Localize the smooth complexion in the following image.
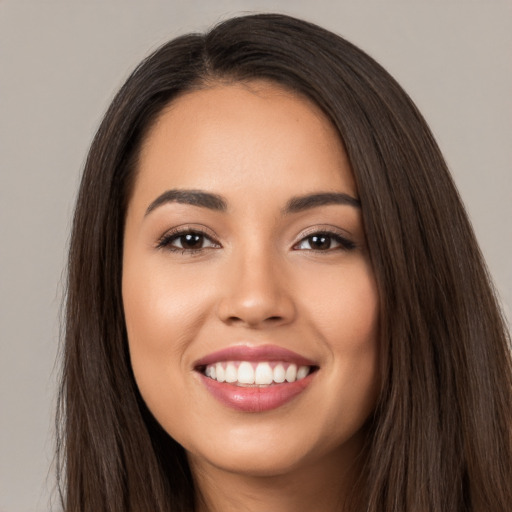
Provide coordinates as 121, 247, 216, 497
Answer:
122, 82, 380, 512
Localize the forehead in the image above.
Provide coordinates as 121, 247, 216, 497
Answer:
132, 81, 356, 210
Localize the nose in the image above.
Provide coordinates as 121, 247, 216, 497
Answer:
216, 248, 296, 329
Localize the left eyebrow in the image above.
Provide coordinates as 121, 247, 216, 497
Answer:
283, 192, 361, 214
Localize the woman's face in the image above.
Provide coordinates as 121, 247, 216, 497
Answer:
122, 81, 379, 478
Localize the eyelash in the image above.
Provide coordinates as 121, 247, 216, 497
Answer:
156, 228, 356, 254
292, 231, 356, 252
156, 227, 219, 254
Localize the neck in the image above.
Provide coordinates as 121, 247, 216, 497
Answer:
190, 437, 366, 512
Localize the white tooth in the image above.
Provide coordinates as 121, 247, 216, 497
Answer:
210, 365, 216, 380
297, 366, 310, 380
238, 362, 255, 384
216, 363, 225, 382
285, 364, 297, 382
273, 364, 286, 383
205, 366, 212, 378
225, 362, 237, 383
255, 362, 273, 385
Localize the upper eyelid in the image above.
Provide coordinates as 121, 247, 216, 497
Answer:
294, 224, 353, 241
160, 224, 218, 238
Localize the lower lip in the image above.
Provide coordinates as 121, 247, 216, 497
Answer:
198, 372, 315, 412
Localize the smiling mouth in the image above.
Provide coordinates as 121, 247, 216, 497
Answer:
193, 345, 319, 411
198, 361, 318, 387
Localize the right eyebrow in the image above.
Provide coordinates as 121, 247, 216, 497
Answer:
144, 189, 228, 217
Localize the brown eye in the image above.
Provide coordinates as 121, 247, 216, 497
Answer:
294, 232, 356, 251
157, 230, 220, 252
179, 233, 205, 249
306, 234, 331, 250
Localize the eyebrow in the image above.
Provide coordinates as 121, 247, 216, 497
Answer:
144, 189, 360, 217
145, 189, 227, 216
283, 192, 361, 214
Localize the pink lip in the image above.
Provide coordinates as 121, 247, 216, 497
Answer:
193, 344, 317, 368
194, 344, 318, 412
199, 372, 316, 412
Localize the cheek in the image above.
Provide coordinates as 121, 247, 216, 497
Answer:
121, 259, 213, 411
123, 254, 217, 345
301, 258, 379, 349
301, 259, 380, 421
124, 271, 190, 353
331, 262, 380, 385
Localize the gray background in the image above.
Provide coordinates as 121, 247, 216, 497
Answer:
1, 1, 510, 511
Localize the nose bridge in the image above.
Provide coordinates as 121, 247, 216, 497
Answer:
217, 239, 295, 327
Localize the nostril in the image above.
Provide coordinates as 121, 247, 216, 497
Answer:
216, 290, 296, 327
225, 315, 283, 326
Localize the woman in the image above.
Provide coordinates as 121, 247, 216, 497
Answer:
57, 13, 512, 512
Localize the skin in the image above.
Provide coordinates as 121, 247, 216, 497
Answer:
122, 81, 380, 512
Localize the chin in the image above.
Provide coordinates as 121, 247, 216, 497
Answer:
188, 442, 312, 478
183, 418, 369, 480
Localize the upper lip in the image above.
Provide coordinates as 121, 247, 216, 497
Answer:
193, 344, 318, 369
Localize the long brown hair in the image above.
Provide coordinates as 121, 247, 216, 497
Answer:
58, 13, 512, 512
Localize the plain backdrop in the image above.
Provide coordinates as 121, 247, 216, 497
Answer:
1, 1, 511, 511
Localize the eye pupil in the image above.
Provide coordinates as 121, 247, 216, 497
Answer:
181, 233, 203, 249
309, 235, 330, 250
